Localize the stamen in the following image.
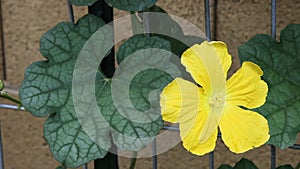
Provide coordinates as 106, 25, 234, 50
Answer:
209, 94, 225, 107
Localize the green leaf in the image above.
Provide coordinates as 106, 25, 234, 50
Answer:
295, 162, 300, 169
130, 6, 204, 57
146, 5, 205, 56
234, 158, 259, 169
276, 165, 294, 169
70, 0, 97, 6
149, 5, 183, 36
19, 14, 110, 167
217, 158, 258, 169
129, 68, 174, 112
117, 34, 170, 64
56, 166, 66, 169
111, 35, 178, 150
218, 164, 233, 169
158, 35, 205, 58
239, 24, 300, 149
98, 81, 164, 151
20, 14, 174, 167
104, 0, 157, 11
20, 14, 106, 117
45, 93, 110, 167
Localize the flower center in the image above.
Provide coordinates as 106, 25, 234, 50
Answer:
209, 94, 225, 107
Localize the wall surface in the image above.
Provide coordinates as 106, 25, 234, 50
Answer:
0, 0, 299, 169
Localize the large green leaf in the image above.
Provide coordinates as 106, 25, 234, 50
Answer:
70, 0, 97, 6
104, 0, 157, 11
19, 14, 110, 167
234, 158, 259, 169
116, 34, 170, 63
130, 6, 204, 57
276, 165, 294, 169
98, 81, 164, 151
130, 5, 183, 36
45, 98, 110, 167
218, 165, 234, 169
20, 14, 106, 117
239, 24, 300, 149
218, 159, 296, 169
296, 162, 300, 169
56, 166, 66, 169
112, 34, 181, 150
20, 15, 175, 167
217, 158, 259, 169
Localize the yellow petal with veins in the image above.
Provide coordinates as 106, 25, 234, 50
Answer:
160, 78, 200, 123
181, 41, 228, 144
182, 127, 218, 156
219, 103, 270, 153
226, 62, 268, 109
180, 90, 218, 155
210, 41, 232, 79
199, 105, 224, 143
181, 41, 227, 95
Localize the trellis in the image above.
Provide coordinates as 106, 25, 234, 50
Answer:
0, 0, 299, 169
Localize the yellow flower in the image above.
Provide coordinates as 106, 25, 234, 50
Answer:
160, 41, 270, 155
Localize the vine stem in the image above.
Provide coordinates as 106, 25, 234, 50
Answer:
0, 92, 22, 107
88, 1, 118, 169
129, 152, 137, 169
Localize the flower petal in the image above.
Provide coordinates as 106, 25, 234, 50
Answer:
210, 41, 232, 79
219, 103, 270, 153
179, 94, 218, 155
182, 128, 218, 156
181, 41, 227, 95
226, 62, 268, 109
160, 78, 200, 123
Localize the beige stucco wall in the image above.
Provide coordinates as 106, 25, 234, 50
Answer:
0, 0, 299, 169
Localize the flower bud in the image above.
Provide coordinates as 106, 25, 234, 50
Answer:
0, 80, 4, 91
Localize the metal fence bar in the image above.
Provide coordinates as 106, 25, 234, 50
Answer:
152, 138, 158, 169
271, 0, 276, 39
65, 3, 86, 168
0, 104, 24, 111
88, 2, 119, 169
162, 125, 179, 131
270, 1, 277, 169
209, 152, 214, 169
0, 123, 4, 169
66, 0, 75, 23
289, 144, 300, 149
204, 0, 215, 168
163, 125, 300, 147
270, 146, 276, 169
204, 0, 211, 41
0, 0, 7, 80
